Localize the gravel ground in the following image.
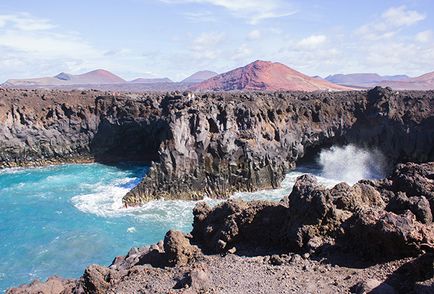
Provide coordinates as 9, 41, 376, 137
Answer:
108, 252, 420, 294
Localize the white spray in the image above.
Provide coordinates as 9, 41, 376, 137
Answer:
318, 145, 386, 185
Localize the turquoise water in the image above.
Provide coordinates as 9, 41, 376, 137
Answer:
0, 163, 196, 292
0, 163, 327, 292
0, 145, 384, 291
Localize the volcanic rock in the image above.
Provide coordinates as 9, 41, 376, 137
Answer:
0, 87, 433, 205
343, 209, 434, 259
164, 230, 200, 266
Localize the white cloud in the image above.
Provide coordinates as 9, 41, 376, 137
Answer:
0, 13, 158, 82
363, 41, 434, 74
297, 35, 327, 49
382, 6, 425, 27
357, 6, 425, 40
247, 30, 261, 40
415, 30, 432, 43
181, 10, 215, 22
0, 13, 55, 31
190, 32, 225, 59
0, 32, 99, 58
161, 0, 296, 24
232, 44, 252, 60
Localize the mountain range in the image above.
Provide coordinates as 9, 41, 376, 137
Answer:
325, 73, 409, 88
325, 72, 434, 90
2, 61, 433, 91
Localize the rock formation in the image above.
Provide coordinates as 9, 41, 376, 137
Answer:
0, 87, 433, 206
192, 162, 434, 257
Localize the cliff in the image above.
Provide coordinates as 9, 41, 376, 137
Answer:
0, 87, 433, 206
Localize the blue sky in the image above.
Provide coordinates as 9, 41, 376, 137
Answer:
0, 0, 433, 81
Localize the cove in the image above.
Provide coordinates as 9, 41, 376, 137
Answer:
0, 145, 385, 291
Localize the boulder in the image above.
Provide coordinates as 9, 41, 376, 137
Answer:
344, 209, 434, 259
285, 175, 350, 250
164, 230, 199, 266
192, 199, 288, 253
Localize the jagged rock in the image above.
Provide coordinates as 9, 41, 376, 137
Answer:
109, 245, 153, 270
383, 162, 434, 222
6, 276, 75, 294
192, 199, 288, 253
387, 192, 432, 224
391, 162, 434, 199
192, 162, 434, 257
343, 209, 434, 259
332, 182, 385, 212
75, 264, 115, 294
164, 230, 199, 266
285, 175, 351, 250
1, 88, 433, 205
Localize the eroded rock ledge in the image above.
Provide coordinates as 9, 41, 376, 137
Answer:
1, 87, 433, 205
8, 162, 434, 293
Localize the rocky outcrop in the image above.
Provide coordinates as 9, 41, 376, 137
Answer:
1, 87, 433, 205
192, 200, 288, 253
192, 162, 434, 257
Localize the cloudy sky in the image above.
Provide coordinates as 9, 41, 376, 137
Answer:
0, 0, 433, 82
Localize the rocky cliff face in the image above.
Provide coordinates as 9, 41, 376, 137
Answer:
0, 87, 433, 205
124, 87, 434, 205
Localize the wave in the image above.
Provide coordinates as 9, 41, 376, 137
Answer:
318, 145, 386, 185
71, 147, 385, 220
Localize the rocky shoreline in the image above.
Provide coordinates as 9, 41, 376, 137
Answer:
1, 87, 433, 206
8, 162, 433, 293
1, 87, 433, 293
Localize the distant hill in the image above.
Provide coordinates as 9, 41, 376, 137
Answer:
379, 71, 434, 90
4, 65, 431, 92
182, 71, 218, 83
4, 69, 126, 86
191, 60, 351, 92
130, 78, 173, 84
325, 73, 409, 88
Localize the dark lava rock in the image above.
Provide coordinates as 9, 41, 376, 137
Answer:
192, 199, 288, 253
285, 175, 347, 250
1, 88, 433, 205
343, 209, 434, 259
192, 162, 434, 259
377, 162, 434, 224
164, 230, 199, 266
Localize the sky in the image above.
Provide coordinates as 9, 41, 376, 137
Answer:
0, 0, 433, 82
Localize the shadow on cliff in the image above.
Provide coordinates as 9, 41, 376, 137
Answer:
90, 118, 171, 164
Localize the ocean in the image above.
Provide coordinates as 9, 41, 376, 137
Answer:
0, 145, 385, 291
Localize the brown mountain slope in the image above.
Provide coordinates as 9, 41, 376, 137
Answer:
379, 71, 434, 90
191, 60, 352, 91
182, 70, 218, 83
4, 69, 125, 86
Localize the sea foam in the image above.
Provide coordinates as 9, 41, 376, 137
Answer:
318, 144, 386, 185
